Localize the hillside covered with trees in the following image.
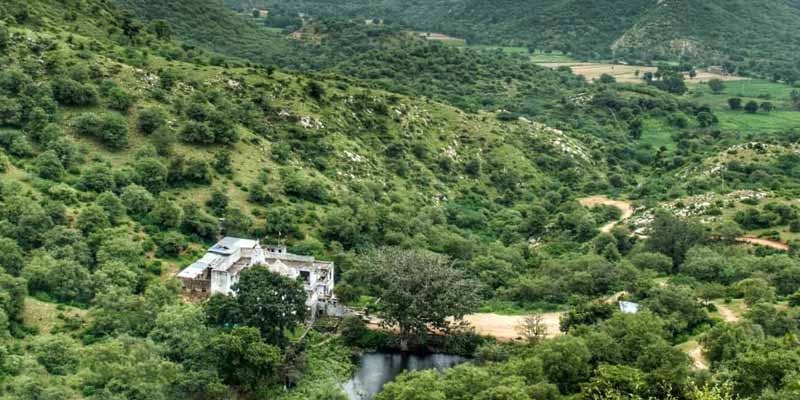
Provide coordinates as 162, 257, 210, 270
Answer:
1, 0, 800, 399
222, 0, 800, 81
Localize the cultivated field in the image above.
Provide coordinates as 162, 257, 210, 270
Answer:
537, 62, 748, 84
539, 63, 656, 83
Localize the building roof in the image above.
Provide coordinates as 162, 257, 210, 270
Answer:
178, 252, 227, 278
208, 237, 258, 255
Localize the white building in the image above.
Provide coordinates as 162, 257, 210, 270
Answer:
178, 237, 335, 312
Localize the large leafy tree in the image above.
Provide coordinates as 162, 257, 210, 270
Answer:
230, 267, 307, 346
208, 326, 283, 392
646, 209, 705, 269
365, 247, 481, 351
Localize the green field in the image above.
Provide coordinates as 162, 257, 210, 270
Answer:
529, 51, 578, 63
691, 79, 800, 132
641, 118, 677, 150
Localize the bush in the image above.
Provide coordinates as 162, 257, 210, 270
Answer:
137, 107, 166, 134
789, 291, 800, 307
0, 24, 9, 51
106, 86, 136, 113
72, 112, 129, 149
180, 121, 214, 144
32, 335, 81, 375
35, 150, 65, 180
307, 81, 326, 100
0, 129, 32, 157
121, 184, 155, 216
51, 78, 98, 106
99, 113, 130, 149
156, 231, 188, 257
0, 151, 8, 173
79, 164, 116, 193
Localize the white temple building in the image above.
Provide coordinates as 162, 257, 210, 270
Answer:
177, 237, 335, 312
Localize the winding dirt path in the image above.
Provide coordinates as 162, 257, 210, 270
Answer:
735, 236, 789, 251
714, 303, 741, 323
687, 343, 709, 370
579, 196, 789, 251
579, 196, 634, 233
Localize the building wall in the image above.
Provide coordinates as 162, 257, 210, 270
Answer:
211, 270, 231, 295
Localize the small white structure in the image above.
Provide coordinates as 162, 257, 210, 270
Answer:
178, 238, 335, 313
619, 301, 640, 314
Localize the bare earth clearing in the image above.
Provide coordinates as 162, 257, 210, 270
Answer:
463, 313, 563, 342
579, 195, 634, 233
538, 63, 747, 84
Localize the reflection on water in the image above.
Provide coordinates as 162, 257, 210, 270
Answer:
343, 352, 468, 400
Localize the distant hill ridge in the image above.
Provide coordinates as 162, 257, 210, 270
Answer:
217, 0, 800, 80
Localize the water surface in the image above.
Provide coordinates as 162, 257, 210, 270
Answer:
343, 352, 467, 400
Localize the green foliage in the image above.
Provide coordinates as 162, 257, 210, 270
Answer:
72, 112, 129, 149
121, 184, 155, 215
206, 267, 307, 346
51, 78, 98, 106
34, 150, 65, 180
744, 100, 760, 114
32, 335, 81, 375
106, 86, 136, 113
708, 78, 725, 94
150, 194, 184, 228
0, 238, 24, 276
208, 326, 283, 392
23, 254, 93, 304
361, 247, 481, 350
646, 209, 706, 268
138, 107, 167, 134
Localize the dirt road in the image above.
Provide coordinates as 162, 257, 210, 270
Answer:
686, 343, 709, 370
579, 196, 634, 233
579, 196, 789, 251
736, 236, 789, 251
714, 302, 741, 323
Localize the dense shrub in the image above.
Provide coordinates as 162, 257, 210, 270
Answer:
72, 112, 129, 149
51, 78, 98, 106
137, 107, 167, 134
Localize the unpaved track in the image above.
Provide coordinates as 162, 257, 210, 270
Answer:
736, 236, 789, 251
579, 196, 634, 233
579, 196, 789, 251
714, 303, 741, 323
687, 344, 709, 370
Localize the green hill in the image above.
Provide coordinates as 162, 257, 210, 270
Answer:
222, 0, 800, 80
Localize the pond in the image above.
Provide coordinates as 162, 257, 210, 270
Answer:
343, 352, 468, 400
